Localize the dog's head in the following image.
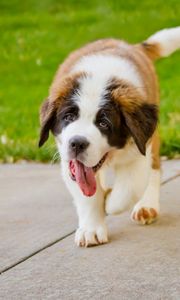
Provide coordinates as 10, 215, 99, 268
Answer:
39, 72, 158, 196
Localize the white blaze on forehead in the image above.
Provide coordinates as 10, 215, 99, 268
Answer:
73, 74, 106, 118
72, 54, 143, 90
71, 54, 144, 118
71, 54, 144, 119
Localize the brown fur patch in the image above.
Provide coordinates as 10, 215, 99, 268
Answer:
108, 78, 145, 112
151, 130, 160, 169
50, 72, 87, 104
39, 72, 85, 147
140, 42, 162, 61
106, 79, 158, 155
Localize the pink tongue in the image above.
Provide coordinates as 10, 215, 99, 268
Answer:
70, 160, 96, 197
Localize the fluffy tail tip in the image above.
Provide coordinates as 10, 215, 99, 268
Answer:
142, 26, 180, 60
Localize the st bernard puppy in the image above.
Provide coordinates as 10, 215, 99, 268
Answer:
39, 27, 180, 247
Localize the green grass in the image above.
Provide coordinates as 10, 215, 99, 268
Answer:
0, 0, 179, 162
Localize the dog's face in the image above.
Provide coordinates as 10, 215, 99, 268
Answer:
55, 76, 130, 168
39, 73, 158, 196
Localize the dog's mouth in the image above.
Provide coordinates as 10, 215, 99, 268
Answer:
69, 153, 108, 197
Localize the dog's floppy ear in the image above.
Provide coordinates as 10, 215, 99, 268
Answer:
39, 98, 56, 147
123, 104, 158, 155
108, 78, 158, 155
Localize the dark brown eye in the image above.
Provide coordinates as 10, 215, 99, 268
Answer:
99, 120, 109, 129
64, 113, 76, 122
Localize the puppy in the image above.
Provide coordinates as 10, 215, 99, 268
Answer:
39, 27, 180, 247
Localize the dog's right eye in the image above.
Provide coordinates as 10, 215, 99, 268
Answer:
63, 113, 76, 123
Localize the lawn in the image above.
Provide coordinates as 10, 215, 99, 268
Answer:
0, 0, 179, 162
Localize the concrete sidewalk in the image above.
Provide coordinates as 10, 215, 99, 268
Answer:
0, 161, 180, 299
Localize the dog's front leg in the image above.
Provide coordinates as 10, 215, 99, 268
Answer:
61, 162, 108, 247
74, 183, 108, 247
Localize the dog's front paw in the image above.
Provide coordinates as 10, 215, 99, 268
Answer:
131, 206, 159, 225
75, 225, 108, 247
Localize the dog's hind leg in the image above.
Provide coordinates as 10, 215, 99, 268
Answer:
105, 145, 153, 215
131, 168, 160, 224
131, 134, 160, 224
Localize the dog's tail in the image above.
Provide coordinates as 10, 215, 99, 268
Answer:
140, 27, 180, 60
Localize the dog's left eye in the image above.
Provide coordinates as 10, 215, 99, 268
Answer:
99, 120, 109, 129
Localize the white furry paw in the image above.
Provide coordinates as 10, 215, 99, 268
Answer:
75, 225, 108, 247
131, 206, 159, 225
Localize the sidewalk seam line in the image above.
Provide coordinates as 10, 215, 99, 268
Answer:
0, 174, 179, 275
161, 174, 180, 185
0, 230, 75, 275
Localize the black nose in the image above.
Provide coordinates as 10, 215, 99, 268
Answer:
69, 136, 89, 156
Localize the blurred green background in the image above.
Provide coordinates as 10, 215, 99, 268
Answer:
0, 0, 179, 162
